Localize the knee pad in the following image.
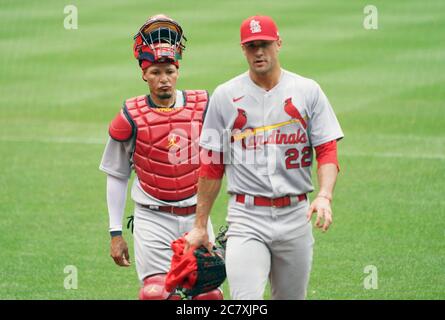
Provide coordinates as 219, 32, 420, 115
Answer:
192, 288, 224, 300
138, 274, 181, 300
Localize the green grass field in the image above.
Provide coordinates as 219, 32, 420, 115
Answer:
1, 0, 444, 299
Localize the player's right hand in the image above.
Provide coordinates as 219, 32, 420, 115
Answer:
110, 235, 131, 267
184, 227, 211, 254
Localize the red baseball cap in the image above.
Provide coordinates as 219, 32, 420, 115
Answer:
240, 15, 279, 44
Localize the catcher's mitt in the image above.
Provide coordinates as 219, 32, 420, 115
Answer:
187, 246, 226, 296
165, 234, 226, 298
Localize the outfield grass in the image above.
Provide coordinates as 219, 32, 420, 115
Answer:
0, 0, 444, 299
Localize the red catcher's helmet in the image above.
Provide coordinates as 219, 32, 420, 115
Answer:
133, 15, 186, 69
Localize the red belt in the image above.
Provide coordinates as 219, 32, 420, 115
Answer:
148, 205, 196, 215
235, 194, 307, 208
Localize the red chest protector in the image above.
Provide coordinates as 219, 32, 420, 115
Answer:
109, 90, 209, 201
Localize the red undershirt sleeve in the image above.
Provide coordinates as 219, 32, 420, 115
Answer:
314, 140, 340, 172
199, 148, 225, 179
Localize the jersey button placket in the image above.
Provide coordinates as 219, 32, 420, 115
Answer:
262, 94, 275, 191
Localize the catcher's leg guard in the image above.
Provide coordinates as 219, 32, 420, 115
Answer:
139, 274, 181, 300
192, 288, 224, 300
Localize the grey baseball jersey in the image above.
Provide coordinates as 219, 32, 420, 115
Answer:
200, 69, 344, 198
200, 69, 343, 299
100, 90, 197, 207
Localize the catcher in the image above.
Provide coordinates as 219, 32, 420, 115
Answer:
99, 14, 222, 300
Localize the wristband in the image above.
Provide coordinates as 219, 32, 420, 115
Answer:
110, 230, 123, 238
317, 193, 332, 202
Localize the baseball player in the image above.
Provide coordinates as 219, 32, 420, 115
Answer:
185, 15, 344, 299
99, 14, 222, 300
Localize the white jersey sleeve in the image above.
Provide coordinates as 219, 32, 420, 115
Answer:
99, 137, 134, 179
307, 82, 344, 147
200, 86, 228, 153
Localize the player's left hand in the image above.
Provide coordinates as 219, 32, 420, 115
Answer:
306, 196, 333, 232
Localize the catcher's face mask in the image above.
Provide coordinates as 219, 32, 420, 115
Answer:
133, 16, 187, 66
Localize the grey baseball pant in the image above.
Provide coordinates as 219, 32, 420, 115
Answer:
133, 203, 215, 282
225, 195, 314, 300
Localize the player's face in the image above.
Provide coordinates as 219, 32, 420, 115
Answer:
142, 63, 179, 100
242, 40, 282, 75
